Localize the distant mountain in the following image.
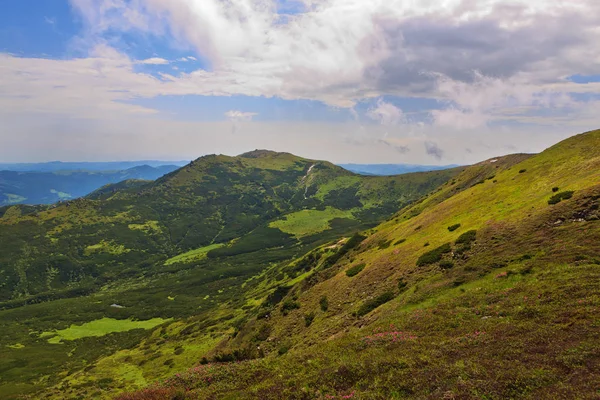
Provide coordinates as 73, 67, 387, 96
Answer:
0, 165, 180, 205
0, 160, 189, 173
339, 163, 459, 176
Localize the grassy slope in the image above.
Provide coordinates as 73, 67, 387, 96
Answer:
0, 152, 459, 399
116, 130, 600, 399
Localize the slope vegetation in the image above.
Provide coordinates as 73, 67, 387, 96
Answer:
0, 151, 458, 399
116, 130, 600, 399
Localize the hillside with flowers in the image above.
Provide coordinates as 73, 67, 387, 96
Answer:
106, 129, 600, 400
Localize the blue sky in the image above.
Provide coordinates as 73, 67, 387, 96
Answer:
1, 0, 600, 163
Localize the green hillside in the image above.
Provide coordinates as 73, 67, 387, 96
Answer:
110, 130, 600, 399
0, 151, 457, 399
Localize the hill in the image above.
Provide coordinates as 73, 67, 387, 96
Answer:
106, 130, 600, 399
0, 165, 180, 205
0, 151, 459, 399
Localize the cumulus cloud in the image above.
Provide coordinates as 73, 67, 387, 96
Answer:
367, 99, 404, 126
2, 0, 600, 162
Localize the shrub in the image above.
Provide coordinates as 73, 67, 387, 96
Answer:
378, 240, 393, 249
278, 345, 289, 355
394, 238, 406, 245
346, 263, 366, 277
253, 323, 272, 342
319, 296, 329, 312
548, 190, 575, 205
304, 312, 315, 327
552, 187, 560, 193
416, 243, 452, 267
356, 291, 395, 317
281, 299, 300, 315
398, 278, 408, 292
423, 242, 430, 247
448, 224, 461, 232
173, 347, 184, 355
439, 260, 454, 269
455, 230, 477, 245
519, 169, 527, 173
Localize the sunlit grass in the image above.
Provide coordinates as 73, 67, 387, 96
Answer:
40, 318, 169, 344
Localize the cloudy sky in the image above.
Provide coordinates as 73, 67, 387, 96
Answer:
1, 0, 600, 163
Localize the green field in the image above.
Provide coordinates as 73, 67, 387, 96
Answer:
41, 317, 169, 344
269, 207, 355, 237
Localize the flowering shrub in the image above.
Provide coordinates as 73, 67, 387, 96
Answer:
362, 324, 417, 346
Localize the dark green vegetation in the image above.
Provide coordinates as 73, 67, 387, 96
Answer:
345, 263, 366, 277
112, 129, 600, 400
416, 243, 452, 266
548, 190, 575, 205
0, 150, 459, 399
0, 165, 180, 205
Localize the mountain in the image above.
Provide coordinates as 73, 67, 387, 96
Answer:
0, 165, 180, 205
101, 130, 600, 399
0, 160, 189, 173
0, 150, 459, 399
339, 163, 460, 176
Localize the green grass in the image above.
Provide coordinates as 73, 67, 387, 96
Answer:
40, 318, 169, 344
269, 207, 355, 237
5, 132, 600, 399
111, 130, 600, 399
164, 243, 225, 265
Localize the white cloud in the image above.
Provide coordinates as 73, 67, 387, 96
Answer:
367, 99, 404, 126
2, 0, 600, 162
139, 57, 169, 65
225, 110, 258, 121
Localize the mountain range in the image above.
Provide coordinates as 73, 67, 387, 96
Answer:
339, 163, 460, 176
0, 165, 181, 206
0, 131, 599, 399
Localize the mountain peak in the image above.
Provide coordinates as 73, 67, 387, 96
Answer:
238, 149, 296, 159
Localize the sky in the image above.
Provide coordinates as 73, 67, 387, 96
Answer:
1, 0, 600, 164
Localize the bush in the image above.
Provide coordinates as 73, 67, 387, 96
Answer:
416, 243, 452, 267
455, 230, 477, 245
398, 278, 408, 292
346, 263, 366, 277
304, 312, 315, 327
548, 190, 575, 205
519, 169, 527, 173
253, 323, 272, 342
394, 238, 406, 245
356, 291, 395, 317
173, 347, 184, 355
281, 299, 300, 315
447, 224, 461, 232
439, 260, 454, 269
278, 345, 289, 355
378, 240, 392, 249
319, 296, 329, 312
552, 187, 560, 193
